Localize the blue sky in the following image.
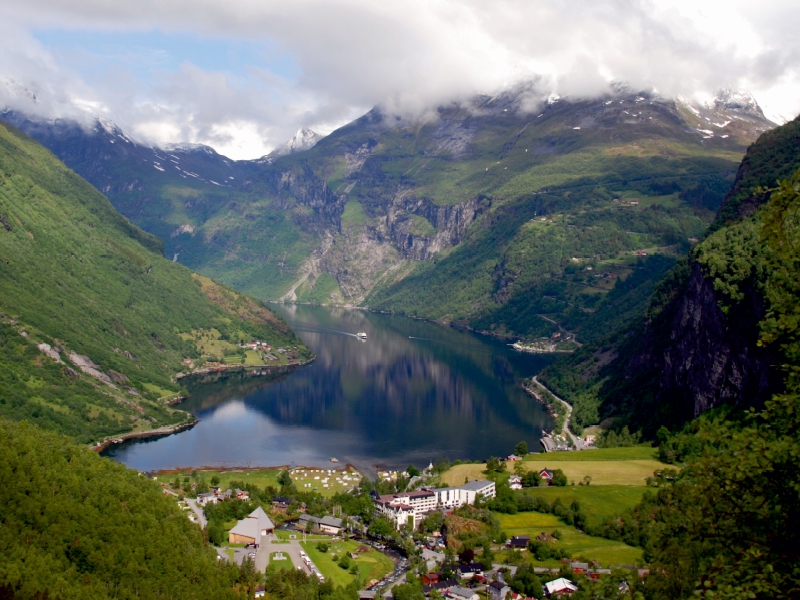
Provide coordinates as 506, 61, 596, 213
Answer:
33, 29, 300, 86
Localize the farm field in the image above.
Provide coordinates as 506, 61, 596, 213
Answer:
300, 540, 394, 587
496, 512, 643, 567
518, 459, 664, 486
440, 452, 668, 487
521, 486, 651, 527
524, 446, 658, 461
439, 464, 496, 487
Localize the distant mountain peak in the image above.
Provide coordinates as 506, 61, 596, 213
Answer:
161, 142, 219, 156
0, 78, 39, 105
266, 128, 324, 159
710, 88, 763, 116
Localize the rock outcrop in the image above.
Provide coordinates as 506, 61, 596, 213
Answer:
628, 263, 780, 419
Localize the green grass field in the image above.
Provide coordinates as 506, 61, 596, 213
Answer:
496, 512, 642, 567
525, 446, 658, 461
267, 552, 295, 572
181, 466, 360, 498
518, 459, 665, 486
191, 468, 283, 492
441, 449, 669, 487
521, 486, 651, 527
300, 540, 393, 587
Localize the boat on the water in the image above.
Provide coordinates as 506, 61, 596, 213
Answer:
356, 332, 367, 340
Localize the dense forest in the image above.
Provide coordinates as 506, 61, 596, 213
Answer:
0, 419, 241, 599
607, 171, 800, 599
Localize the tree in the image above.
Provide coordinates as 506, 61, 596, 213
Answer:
368, 516, 395, 538
458, 548, 475, 563
392, 582, 425, 600
420, 511, 445, 533
485, 456, 504, 473
481, 540, 494, 562
277, 470, 292, 487
207, 521, 226, 546
522, 470, 542, 487
551, 469, 568, 487
514, 461, 526, 477
616, 172, 800, 600
210, 475, 220, 486
514, 440, 528, 456
406, 464, 420, 478
238, 556, 258, 596
510, 564, 544, 599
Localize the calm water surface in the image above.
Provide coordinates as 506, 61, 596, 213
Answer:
104, 305, 555, 472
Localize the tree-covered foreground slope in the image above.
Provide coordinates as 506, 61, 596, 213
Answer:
0, 419, 240, 599
540, 115, 800, 436
601, 172, 800, 600
0, 120, 310, 443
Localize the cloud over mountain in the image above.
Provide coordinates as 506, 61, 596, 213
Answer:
1, 0, 798, 158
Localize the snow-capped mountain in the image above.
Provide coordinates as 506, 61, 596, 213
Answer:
676, 89, 775, 142
266, 128, 324, 159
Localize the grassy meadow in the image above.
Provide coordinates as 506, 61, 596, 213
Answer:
524, 446, 658, 461
521, 486, 651, 527
496, 512, 643, 567
300, 540, 394, 587
441, 446, 669, 487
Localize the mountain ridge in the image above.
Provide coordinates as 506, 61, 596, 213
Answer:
2, 85, 778, 344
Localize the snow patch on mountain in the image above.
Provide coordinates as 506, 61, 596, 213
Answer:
266, 128, 324, 159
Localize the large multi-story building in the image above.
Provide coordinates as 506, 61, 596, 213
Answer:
373, 480, 496, 529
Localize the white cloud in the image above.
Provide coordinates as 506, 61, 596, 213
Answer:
1, 0, 798, 158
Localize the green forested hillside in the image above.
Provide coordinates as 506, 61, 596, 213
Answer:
0, 120, 310, 443
600, 173, 800, 600
540, 115, 800, 436
0, 419, 240, 599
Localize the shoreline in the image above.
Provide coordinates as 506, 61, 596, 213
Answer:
150, 462, 361, 476
95, 359, 316, 453
176, 357, 315, 380
91, 418, 198, 453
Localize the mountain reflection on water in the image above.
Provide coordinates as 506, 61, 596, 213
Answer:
103, 304, 555, 472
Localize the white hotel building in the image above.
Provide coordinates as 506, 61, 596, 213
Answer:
373, 480, 496, 529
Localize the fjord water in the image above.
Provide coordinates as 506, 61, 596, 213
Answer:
104, 304, 555, 473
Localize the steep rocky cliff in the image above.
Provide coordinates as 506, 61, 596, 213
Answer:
626, 262, 780, 421
541, 115, 800, 433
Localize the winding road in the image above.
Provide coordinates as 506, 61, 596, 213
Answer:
530, 376, 589, 451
